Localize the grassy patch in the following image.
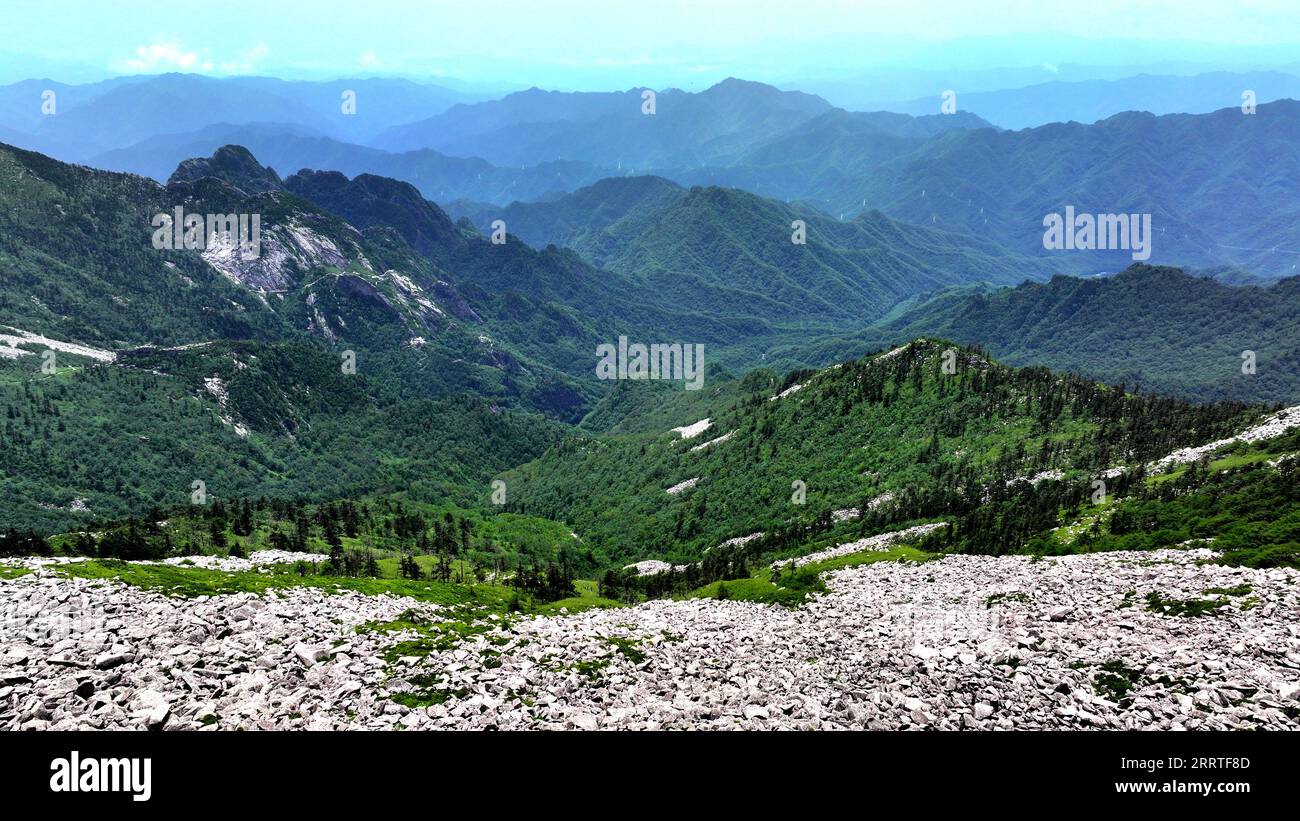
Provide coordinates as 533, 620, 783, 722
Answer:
532, 578, 623, 615
985, 591, 1031, 608
683, 546, 932, 607
1086, 659, 1194, 706
1092, 660, 1144, 704
1219, 542, 1300, 570
0, 566, 32, 580
1148, 451, 1274, 486
604, 636, 647, 664
1144, 590, 1229, 618
799, 545, 936, 575
533, 595, 622, 615
687, 577, 809, 606
54, 558, 516, 608
570, 658, 612, 681
1202, 584, 1252, 597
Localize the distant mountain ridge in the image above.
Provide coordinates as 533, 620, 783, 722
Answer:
372, 78, 835, 169
888, 71, 1300, 129
0, 73, 482, 161
83, 79, 995, 210
89, 122, 614, 204
843, 100, 1300, 277
449, 174, 1057, 328
783, 265, 1300, 405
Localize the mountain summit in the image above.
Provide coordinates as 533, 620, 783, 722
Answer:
167, 144, 285, 195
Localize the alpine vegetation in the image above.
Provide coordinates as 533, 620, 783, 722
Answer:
596, 336, 705, 389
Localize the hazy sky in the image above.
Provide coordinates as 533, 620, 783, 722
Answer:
5, 0, 1300, 90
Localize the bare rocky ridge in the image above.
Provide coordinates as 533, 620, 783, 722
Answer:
2, 547, 1296, 730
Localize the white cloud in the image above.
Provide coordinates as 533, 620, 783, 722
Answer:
359, 51, 382, 69
119, 39, 269, 75
124, 40, 212, 72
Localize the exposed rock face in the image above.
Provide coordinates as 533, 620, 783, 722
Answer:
153, 551, 329, 572
622, 560, 688, 577
670, 419, 711, 439
202, 219, 348, 292
664, 477, 699, 495
690, 431, 734, 452
429, 281, 482, 322
2, 548, 1297, 730
0, 326, 116, 363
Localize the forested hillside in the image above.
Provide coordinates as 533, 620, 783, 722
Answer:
453, 179, 1057, 327
499, 339, 1261, 566
791, 265, 1300, 404
0, 341, 566, 532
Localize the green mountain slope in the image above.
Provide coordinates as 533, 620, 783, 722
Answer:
0, 143, 282, 346
1, 142, 606, 416
0, 340, 565, 533
447, 175, 688, 251
789, 265, 1300, 405
587, 187, 1054, 324
454, 180, 1057, 329
0, 142, 629, 529
498, 339, 1261, 565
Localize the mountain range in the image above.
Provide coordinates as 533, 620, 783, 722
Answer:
886, 70, 1300, 129
0, 73, 481, 160
13, 72, 1298, 281
785, 264, 1300, 405
3, 69, 1299, 543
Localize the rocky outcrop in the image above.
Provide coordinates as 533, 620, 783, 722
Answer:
166, 146, 285, 195
3, 547, 1296, 730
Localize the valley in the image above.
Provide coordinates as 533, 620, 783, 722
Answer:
2, 14, 1300, 743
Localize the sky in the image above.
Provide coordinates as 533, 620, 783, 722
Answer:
4, 0, 1300, 91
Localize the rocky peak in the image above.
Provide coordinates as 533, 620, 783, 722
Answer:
167, 145, 285, 195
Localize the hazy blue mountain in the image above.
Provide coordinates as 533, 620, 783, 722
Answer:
844, 100, 1300, 277
78, 78, 984, 217
90, 123, 613, 204
372, 85, 650, 152
372, 78, 834, 169
887, 71, 1300, 129
0, 76, 147, 133
0, 74, 480, 162
668, 108, 993, 213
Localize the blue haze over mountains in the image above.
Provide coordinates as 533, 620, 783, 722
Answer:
2, 63, 1300, 413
